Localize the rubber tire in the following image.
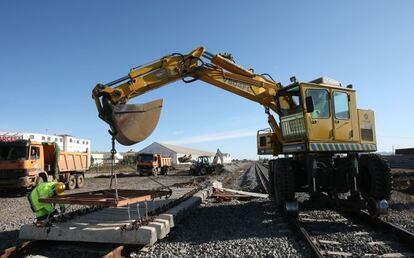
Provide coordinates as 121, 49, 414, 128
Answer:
358, 154, 392, 201
273, 158, 295, 206
66, 175, 77, 190
76, 174, 85, 188
196, 167, 207, 176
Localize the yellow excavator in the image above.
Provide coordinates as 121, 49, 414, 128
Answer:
92, 47, 392, 217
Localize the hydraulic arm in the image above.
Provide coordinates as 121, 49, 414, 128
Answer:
92, 46, 284, 148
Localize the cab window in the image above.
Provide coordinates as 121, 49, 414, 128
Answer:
259, 136, 267, 147
278, 86, 303, 116
30, 147, 40, 160
333, 91, 350, 119
306, 89, 330, 118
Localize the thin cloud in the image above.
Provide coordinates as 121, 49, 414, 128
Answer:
163, 130, 256, 145
172, 130, 184, 135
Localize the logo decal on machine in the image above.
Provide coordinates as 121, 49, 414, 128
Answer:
223, 78, 253, 93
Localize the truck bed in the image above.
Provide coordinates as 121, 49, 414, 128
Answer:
58, 152, 89, 172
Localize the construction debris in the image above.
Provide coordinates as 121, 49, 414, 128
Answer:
211, 180, 268, 202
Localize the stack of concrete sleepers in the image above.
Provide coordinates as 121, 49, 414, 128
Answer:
19, 187, 212, 246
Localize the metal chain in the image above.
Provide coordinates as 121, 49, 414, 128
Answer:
108, 130, 119, 201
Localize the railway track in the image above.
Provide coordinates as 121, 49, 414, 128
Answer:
254, 163, 270, 193
255, 163, 414, 257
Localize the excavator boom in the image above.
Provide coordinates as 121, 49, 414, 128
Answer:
92, 46, 283, 146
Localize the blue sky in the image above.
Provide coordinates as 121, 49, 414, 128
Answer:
1, 1, 413, 159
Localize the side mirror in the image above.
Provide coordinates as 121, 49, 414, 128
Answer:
305, 96, 314, 113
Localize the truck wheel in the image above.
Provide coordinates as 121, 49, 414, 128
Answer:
36, 176, 44, 186
66, 175, 77, 190
358, 154, 392, 201
76, 174, 85, 188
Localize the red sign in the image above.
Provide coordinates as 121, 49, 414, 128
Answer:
0, 135, 24, 142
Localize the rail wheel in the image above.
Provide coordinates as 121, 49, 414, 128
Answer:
66, 175, 77, 190
358, 154, 392, 217
273, 158, 296, 216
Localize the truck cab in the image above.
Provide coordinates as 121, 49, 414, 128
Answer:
136, 153, 171, 176
0, 140, 51, 189
0, 139, 90, 190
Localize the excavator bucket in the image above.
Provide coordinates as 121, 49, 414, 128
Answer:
102, 99, 163, 146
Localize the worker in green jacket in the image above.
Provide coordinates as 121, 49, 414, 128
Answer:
28, 181, 66, 221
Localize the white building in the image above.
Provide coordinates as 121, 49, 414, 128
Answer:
0, 132, 90, 153
91, 152, 123, 164
221, 153, 232, 164
90, 153, 104, 166
138, 142, 216, 165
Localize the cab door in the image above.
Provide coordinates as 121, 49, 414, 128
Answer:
332, 91, 352, 141
303, 87, 333, 141
29, 145, 43, 171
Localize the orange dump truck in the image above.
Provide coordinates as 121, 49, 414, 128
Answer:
136, 153, 172, 176
0, 140, 90, 190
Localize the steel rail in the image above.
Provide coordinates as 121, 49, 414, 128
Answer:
287, 218, 324, 258
254, 163, 270, 193
351, 210, 414, 250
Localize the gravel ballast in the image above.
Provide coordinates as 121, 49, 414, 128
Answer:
138, 199, 311, 258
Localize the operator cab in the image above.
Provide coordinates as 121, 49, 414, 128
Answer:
197, 156, 211, 165
257, 77, 375, 154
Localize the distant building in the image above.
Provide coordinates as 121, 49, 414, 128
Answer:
221, 153, 232, 164
138, 142, 215, 164
0, 131, 90, 153
91, 152, 124, 164
90, 153, 104, 166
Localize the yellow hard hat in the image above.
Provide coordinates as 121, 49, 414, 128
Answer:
55, 182, 65, 195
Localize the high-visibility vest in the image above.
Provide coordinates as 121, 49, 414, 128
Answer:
28, 182, 57, 219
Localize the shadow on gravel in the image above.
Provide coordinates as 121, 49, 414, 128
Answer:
168, 200, 286, 244
389, 202, 414, 211
0, 190, 28, 198
395, 187, 414, 195
0, 229, 19, 251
